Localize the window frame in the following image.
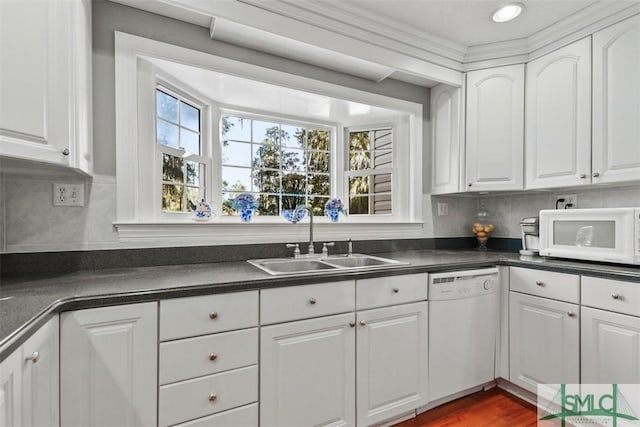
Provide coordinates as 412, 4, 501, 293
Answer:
114, 32, 423, 242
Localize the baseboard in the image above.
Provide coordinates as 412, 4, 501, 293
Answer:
496, 378, 538, 406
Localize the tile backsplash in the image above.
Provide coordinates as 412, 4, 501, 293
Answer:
1, 172, 637, 253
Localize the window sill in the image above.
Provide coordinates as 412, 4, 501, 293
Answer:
113, 219, 424, 243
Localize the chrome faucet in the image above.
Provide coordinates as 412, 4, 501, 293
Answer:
292, 205, 314, 255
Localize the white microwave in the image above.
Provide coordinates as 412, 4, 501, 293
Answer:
539, 207, 640, 265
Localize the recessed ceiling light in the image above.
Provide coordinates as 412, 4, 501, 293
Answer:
492, 3, 524, 23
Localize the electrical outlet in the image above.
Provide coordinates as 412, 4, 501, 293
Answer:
437, 202, 449, 216
53, 183, 84, 206
556, 194, 577, 209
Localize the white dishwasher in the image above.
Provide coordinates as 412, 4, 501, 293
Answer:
428, 267, 499, 403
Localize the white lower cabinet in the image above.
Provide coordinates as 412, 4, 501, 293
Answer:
356, 302, 428, 426
509, 292, 579, 393
60, 302, 158, 427
0, 316, 59, 427
260, 313, 356, 427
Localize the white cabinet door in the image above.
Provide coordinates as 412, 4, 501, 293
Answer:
431, 84, 462, 194
260, 313, 356, 427
592, 15, 640, 184
0, 0, 92, 174
22, 317, 59, 427
509, 292, 579, 394
356, 302, 428, 426
582, 307, 640, 384
525, 37, 591, 189
465, 64, 524, 191
0, 348, 22, 427
60, 302, 158, 427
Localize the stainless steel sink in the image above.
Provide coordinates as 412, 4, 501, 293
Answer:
248, 254, 408, 276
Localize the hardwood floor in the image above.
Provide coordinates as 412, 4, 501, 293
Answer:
394, 388, 538, 427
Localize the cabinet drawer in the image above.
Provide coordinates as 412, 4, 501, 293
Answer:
582, 276, 640, 317
159, 365, 258, 427
160, 291, 258, 341
261, 281, 355, 325
356, 273, 428, 310
510, 267, 579, 303
159, 328, 258, 385
172, 403, 258, 427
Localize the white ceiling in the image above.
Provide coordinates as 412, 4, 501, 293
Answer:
322, 0, 599, 47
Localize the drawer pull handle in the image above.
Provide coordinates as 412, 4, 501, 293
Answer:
359, 320, 366, 327
209, 353, 218, 361
209, 312, 218, 320
349, 322, 356, 328
535, 281, 545, 287
611, 293, 621, 300
392, 287, 399, 293
25, 351, 40, 364
209, 393, 217, 403
567, 311, 576, 317
309, 298, 317, 305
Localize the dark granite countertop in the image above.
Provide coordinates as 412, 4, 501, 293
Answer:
1, 249, 638, 361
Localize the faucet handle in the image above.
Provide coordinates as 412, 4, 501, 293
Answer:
322, 242, 335, 256
347, 238, 353, 256
286, 243, 300, 257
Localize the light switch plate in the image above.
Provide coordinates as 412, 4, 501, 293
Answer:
437, 202, 449, 216
53, 183, 85, 206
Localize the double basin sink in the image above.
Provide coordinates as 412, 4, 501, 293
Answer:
248, 253, 409, 276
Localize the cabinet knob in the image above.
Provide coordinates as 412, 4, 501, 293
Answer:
25, 351, 40, 364
359, 320, 366, 327
535, 281, 545, 287
579, 174, 587, 179
62, 148, 70, 156
468, 183, 473, 187
592, 172, 600, 178
349, 322, 356, 328
209, 393, 217, 403
209, 312, 218, 320
309, 298, 316, 305
567, 311, 576, 317
611, 293, 621, 300
209, 353, 218, 361
392, 287, 399, 293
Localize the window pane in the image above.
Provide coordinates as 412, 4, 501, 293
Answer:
253, 121, 280, 143
253, 169, 280, 193
281, 172, 306, 196
162, 184, 183, 212
307, 151, 330, 173
222, 167, 251, 192
281, 125, 304, 148
223, 141, 252, 167
309, 196, 329, 216
252, 143, 281, 169
181, 128, 200, 155
222, 116, 250, 142
222, 191, 242, 215
185, 187, 202, 212
282, 149, 305, 172
281, 194, 306, 210
186, 161, 201, 185
349, 196, 369, 215
349, 176, 369, 195
180, 102, 200, 131
157, 119, 179, 148
373, 193, 392, 214
349, 131, 370, 151
307, 174, 330, 196
257, 194, 280, 216
307, 129, 330, 151
157, 90, 178, 123
163, 154, 184, 183
373, 149, 393, 168
373, 174, 392, 194
349, 151, 371, 170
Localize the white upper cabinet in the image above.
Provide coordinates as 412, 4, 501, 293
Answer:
465, 64, 524, 191
0, 0, 92, 174
430, 84, 462, 194
592, 15, 640, 184
525, 37, 592, 189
